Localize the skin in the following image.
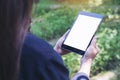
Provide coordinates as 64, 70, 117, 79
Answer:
54, 30, 99, 77
54, 30, 70, 55
78, 37, 99, 76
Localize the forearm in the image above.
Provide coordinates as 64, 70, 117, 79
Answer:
71, 58, 92, 80
78, 58, 93, 76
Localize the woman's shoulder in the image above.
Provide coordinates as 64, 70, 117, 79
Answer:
22, 32, 63, 62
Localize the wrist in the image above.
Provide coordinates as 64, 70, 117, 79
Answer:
81, 57, 93, 64
78, 57, 93, 76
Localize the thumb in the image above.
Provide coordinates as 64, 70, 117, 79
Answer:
62, 29, 70, 39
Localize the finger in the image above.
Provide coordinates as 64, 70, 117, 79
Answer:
62, 29, 70, 38
94, 35, 98, 39
57, 29, 70, 46
90, 37, 97, 47
93, 36, 100, 53
96, 43, 100, 53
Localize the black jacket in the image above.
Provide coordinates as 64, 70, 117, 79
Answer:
19, 33, 89, 80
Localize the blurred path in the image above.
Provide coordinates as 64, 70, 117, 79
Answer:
91, 71, 116, 80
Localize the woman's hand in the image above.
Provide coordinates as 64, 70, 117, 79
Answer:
82, 36, 100, 61
78, 37, 100, 76
54, 30, 70, 55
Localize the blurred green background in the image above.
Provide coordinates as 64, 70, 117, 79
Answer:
31, 0, 120, 80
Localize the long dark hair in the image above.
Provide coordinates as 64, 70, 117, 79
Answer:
0, 0, 33, 80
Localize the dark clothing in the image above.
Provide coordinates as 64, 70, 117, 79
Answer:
72, 73, 89, 80
20, 32, 89, 80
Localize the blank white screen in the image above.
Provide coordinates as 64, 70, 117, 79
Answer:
64, 14, 101, 51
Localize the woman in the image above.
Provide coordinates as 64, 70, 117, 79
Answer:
0, 0, 99, 80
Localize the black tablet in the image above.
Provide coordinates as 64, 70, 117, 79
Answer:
62, 11, 104, 55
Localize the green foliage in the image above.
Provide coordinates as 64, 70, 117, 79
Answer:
31, 6, 77, 40
103, 0, 120, 5
62, 53, 81, 78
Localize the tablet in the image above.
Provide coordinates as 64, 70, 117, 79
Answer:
62, 11, 104, 55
